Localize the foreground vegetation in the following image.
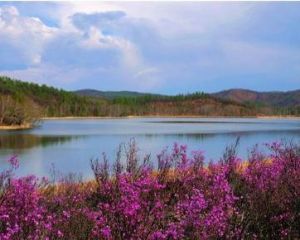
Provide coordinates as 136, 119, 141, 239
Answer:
0, 141, 299, 239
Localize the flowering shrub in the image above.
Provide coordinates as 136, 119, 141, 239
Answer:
232, 142, 300, 239
0, 140, 299, 239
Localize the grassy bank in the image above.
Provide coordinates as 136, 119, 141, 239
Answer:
0, 124, 33, 130
0, 141, 299, 239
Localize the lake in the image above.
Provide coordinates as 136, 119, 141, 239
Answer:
0, 117, 299, 179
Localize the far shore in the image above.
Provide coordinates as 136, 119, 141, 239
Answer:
42, 115, 300, 120
1, 115, 298, 130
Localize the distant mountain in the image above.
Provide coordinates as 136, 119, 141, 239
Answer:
212, 89, 300, 108
75, 87, 300, 109
74, 89, 163, 100
73, 87, 300, 115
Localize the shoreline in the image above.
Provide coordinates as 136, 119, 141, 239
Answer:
1, 115, 298, 130
0, 124, 33, 130
42, 115, 300, 120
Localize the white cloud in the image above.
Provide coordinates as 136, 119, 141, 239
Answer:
0, 5, 57, 65
71, 11, 159, 89
0, 2, 299, 92
80, 26, 131, 51
80, 25, 149, 73
0, 3, 160, 90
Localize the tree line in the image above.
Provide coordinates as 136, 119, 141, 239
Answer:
0, 76, 298, 126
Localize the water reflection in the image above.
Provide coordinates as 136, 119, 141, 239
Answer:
146, 119, 300, 125
144, 129, 300, 140
0, 134, 81, 149
148, 120, 270, 124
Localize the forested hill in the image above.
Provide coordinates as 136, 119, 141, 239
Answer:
76, 88, 300, 116
213, 89, 300, 107
213, 89, 300, 115
0, 76, 108, 126
0, 76, 258, 126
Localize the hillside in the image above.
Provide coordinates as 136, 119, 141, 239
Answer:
213, 89, 300, 107
0, 76, 259, 127
74, 87, 300, 116
109, 92, 256, 116
0, 76, 108, 126
212, 89, 300, 115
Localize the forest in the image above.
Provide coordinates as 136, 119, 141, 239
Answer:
0, 76, 298, 127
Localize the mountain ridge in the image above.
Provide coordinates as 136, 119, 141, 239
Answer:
73, 88, 300, 108
211, 88, 300, 108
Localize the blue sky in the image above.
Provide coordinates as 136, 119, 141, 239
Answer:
0, 2, 299, 94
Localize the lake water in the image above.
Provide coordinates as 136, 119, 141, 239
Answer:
0, 117, 299, 179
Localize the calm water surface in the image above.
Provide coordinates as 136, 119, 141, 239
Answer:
0, 117, 299, 178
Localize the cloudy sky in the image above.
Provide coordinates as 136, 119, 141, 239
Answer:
0, 2, 299, 94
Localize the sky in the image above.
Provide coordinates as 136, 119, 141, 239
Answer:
0, 2, 299, 94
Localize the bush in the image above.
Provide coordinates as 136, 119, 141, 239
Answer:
0, 141, 299, 239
